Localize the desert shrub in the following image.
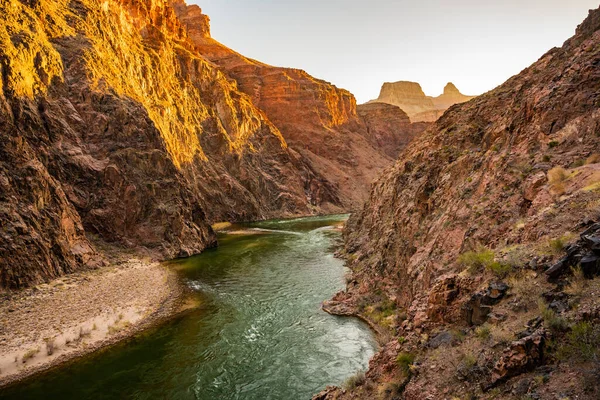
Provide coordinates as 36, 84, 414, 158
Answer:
564, 266, 587, 297
459, 352, 477, 369
548, 166, 568, 195
545, 232, 576, 255
396, 352, 416, 375
558, 321, 600, 362
45, 338, 55, 356
475, 324, 491, 340
538, 301, 568, 332
548, 141, 560, 148
458, 247, 510, 276
22, 347, 40, 363
343, 371, 366, 389
547, 166, 567, 182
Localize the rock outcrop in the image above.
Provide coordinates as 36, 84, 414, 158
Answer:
369, 81, 476, 122
0, 0, 426, 288
346, 7, 600, 310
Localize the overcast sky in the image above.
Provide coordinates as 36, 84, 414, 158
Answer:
191, 0, 599, 103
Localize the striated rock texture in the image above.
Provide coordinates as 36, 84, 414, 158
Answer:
330, 7, 600, 400
370, 80, 476, 122
175, 7, 427, 209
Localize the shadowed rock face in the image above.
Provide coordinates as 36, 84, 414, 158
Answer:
357, 103, 430, 159
0, 0, 424, 288
370, 81, 476, 122
345, 7, 600, 310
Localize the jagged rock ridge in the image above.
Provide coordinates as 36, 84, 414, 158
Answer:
174, 5, 430, 208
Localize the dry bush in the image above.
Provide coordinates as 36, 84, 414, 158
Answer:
586, 153, 600, 165
45, 338, 56, 356
548, 167, 568, 195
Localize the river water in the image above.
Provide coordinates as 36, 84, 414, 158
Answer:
1, 215, 377, 399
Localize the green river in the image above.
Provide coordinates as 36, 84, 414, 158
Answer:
1, 214, 377, 399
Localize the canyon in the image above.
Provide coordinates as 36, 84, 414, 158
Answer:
1, 0, 600, 399
369, 81, 476, 122
0, 0, 426, 290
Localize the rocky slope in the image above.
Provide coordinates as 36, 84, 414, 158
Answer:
320, 7, 600, 400
175, 8, 428, 208
370, 81, 476, 122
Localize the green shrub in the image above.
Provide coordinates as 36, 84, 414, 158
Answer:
548, 141, 559, 148
396, 352, 416, 375
343, 371, 366, 389
475, 324, 491, 340
559, 322, 600, 362
458, 247, 510, 276
538, 301, 568, 332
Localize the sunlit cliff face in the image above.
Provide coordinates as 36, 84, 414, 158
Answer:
0, 0, 287, 168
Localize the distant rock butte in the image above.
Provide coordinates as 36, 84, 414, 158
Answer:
369, 81, 476, 122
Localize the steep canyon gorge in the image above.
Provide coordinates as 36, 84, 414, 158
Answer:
2, 1, 600, 399
0, 0, 426, 289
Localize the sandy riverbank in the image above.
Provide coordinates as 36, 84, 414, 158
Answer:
0, 258, 183, 388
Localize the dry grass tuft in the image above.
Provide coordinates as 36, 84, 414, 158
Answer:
585, 153, 600, 165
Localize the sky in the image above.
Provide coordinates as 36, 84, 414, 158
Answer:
190, 0, 599, 103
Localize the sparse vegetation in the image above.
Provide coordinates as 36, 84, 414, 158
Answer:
474, 324, 491, 340
458, 247, 510, 276
548, 140, 560, 148
548, 166, 568, 195
545, 232, 576, 255
459, 351, 477, 369
396, 352, 416, 375
538, 300, 568, 332
22, 347, 40, 363
343, 371, 366, 390
558, 321, 600, 362
45, 338, 56, 356
586, 153, 600, 164
564, 266, 587, 297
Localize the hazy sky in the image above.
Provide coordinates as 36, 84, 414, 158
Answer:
191, 0, 598, 103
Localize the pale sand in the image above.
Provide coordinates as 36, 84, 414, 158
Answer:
0, 258, 183, 388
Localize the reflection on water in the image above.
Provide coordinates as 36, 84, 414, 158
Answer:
2, 214, 377, 400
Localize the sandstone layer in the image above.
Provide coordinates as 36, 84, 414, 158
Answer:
370, 80, 476, 122
320, 7, 600, 400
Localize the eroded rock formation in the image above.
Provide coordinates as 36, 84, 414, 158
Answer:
370, 80, 476, 122
174, 6, 429, 208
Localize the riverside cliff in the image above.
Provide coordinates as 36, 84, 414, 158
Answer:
319, 7, 600, 400
0, 0, 426, 289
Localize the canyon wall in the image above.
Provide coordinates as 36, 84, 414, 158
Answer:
347, 6, 600, 310
0, 0, 426, 288
175, 5, 429, 208
318, 7, 600, 399
370, 80, 476, 122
